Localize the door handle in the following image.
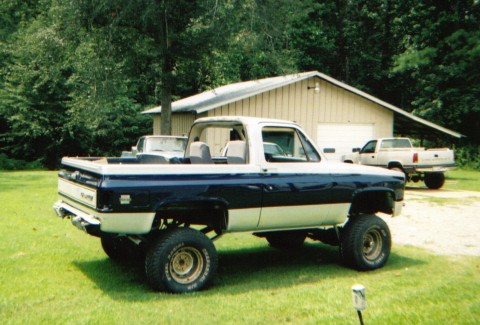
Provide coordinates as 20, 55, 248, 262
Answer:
262, 167, 278, 173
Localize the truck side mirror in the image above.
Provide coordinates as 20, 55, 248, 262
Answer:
352, 148, 360, 153
131, 146, 138, 155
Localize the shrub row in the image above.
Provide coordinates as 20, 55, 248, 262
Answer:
0, 154, 44, 170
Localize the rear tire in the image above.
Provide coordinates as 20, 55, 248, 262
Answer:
145, 228, 218, 293
424, 172, 445, 189
340, 215, 391, 271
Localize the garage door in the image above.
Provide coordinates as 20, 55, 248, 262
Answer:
316, 123, 374, 161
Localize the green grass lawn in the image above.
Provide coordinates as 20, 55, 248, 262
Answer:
444, 169, 480, 191
1, 171, 479, 324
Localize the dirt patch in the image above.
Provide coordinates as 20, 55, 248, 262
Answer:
385, 187, 480, 257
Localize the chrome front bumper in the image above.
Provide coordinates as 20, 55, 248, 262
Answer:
393, 200, 404, 217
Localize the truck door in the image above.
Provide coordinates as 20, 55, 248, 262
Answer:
258, 125, 336, 229
359, 140, 378, 166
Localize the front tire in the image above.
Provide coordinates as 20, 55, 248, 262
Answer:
340, 215, 391, 271
145, 228, 218, 293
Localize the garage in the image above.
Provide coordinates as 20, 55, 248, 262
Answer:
144, 71, 462, 147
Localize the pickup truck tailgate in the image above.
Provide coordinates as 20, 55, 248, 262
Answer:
417, 149, 455, 167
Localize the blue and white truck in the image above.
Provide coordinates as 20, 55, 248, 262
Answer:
54, 116, 405, 293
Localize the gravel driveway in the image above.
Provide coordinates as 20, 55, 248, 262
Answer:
386, 187, 480, 257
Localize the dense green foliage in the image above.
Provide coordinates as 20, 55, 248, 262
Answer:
1, 0, 479, 169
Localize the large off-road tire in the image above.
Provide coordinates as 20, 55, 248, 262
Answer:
145, 228, 218, 293
340, 215, 391, 271
101, 236, 143, 262
265, 231, 307, 249
424, 172, 445, 189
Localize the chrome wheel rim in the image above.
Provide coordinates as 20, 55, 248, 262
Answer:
169, 247, 204, 284
363, 228, 383, 261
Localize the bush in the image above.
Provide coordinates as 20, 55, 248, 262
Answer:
0, 154, 44, 170
454, 145, 480, 169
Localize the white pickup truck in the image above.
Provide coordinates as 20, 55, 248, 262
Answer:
121, 135, 187, 162
54, 116, 405, 293
342, 138, 455, 189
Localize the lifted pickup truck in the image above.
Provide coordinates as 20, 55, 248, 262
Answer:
342, 138, 455, 189
54, 116, 405, 293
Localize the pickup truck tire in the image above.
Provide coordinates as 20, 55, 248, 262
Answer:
101, 236, 143, 262
340, 215, 391, 271
265, 231, 307, 249
424, 172, 445, 189
145, 227, 218, 293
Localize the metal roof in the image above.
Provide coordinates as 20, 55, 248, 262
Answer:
143, 71, 463, 139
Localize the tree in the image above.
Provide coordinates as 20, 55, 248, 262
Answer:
391, 0, 480, 143
0, 17, 70, 168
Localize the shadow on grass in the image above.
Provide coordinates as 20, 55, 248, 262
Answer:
73, 243, 425, 301
213, 243, 425, 293
72, 258, 150, 298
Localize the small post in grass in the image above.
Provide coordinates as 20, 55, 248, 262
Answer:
352, 284, 366, 325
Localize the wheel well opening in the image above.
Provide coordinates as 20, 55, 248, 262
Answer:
154, 201, 228, 235
349, 190, 394, 216
388, 162, 403, 170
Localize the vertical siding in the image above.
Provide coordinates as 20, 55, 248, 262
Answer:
173, 114, 196, 136
153, 113, 195, 136
153, 115, 161, 135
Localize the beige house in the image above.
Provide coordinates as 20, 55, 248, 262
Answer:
143, 71, 461, 157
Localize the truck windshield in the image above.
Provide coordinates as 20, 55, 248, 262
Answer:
361, 140, 377, 154
380, 139, 411, 149
149, 138, 187, 152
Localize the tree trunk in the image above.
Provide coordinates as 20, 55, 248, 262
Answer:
160, 70, 172, 135
158, 0, 172, 135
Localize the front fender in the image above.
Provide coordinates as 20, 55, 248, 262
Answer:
349, 187, 395, 216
